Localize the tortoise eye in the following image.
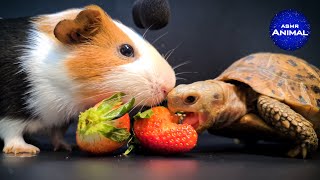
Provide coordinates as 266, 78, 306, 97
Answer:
119, 44, 134, 57
184, 95, 198, 105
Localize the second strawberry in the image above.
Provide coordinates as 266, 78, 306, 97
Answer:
133, 106, 198, 154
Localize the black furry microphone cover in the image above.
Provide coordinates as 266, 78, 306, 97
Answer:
132, 0, 170, 30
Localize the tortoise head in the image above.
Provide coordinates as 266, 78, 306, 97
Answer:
167, 80, 228, 133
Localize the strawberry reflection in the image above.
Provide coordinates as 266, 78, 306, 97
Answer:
142, 159, 199, 179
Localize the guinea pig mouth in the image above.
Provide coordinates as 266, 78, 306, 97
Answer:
175, 112, 207, 131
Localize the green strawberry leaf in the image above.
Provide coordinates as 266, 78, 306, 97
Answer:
97, 92, 125, 113
88, 122, 109, 135
133, 109, 153, 120
100, 127, 131, 142
83, 121, 130, 142
103, 98, 135, 120
78, 107, 97, 133
77, 93, 134, 133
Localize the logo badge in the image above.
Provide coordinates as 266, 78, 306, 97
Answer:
270, 9, 310, 51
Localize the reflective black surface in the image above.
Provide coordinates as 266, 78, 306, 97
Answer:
1, 130, 320, 180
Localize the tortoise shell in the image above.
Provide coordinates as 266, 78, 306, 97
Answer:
215, 53, 320, 124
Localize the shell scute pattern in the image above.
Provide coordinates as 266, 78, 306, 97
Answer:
216, 53, 320, 129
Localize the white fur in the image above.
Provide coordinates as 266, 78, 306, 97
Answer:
112, 21, 176, 106
18, 10, 175, 133
17, 8, 87, 132
19, 29, 82, 132
0, 9, 88, 152
38, 8, 82, 27
0, 118, 27, 142
0, 117, 42, 151
0, 8, 176, 151
0, 10, 88, 152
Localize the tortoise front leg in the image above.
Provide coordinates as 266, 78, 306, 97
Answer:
257, 95, 318, 158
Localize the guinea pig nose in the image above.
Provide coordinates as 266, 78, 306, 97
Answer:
184, 95, 198, 105
161, 86, 172, 96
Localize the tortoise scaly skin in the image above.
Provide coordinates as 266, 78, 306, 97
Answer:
167, 53, 320, 158
257, 95, 318, 157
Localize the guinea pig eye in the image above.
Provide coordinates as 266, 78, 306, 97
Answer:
119, 44, 134, 57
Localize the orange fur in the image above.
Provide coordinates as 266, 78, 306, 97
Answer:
34, 18, 54, 35
64, 5, 140, 99
34, 5, 142, 100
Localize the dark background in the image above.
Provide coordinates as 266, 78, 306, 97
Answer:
1, 0, 319, 84
1, 0, 320, 180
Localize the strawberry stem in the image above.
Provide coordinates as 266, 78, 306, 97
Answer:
77, 93, 134, 142
123, 135, 140, 155
123, 144, 135, 155
133, 108, 153, 120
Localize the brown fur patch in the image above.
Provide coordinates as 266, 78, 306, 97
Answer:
33, 5, 142, 99
34, 17, 53, 34
54, 9, 102, 44
64, 5, 140, 98
34, 9, 80, 38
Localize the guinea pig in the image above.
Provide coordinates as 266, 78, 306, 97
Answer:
0, 5, 176, 155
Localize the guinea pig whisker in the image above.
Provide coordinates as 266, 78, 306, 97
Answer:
106, 74, 148, 81
129, 95, 147, 114
163, 49, 174, 59
133, 90, 149, 99
153, 95, 158, 108
81, 90, 130, 99
165, 49, 175, 61
106, 70, 149, 80
127, 90, 146, 105
105, 80, 148, 88
104, 75, 148, 83
151, 31, 168, 45
149, 90, 158, 109
175, 71, 198, 76
176, 77, 188, 81
138, 97, 150, 112
142, 24, 154, 39
172, 61, 192, 70
78, 92, 130, 102
106, 79, 150, 87
129, 95, 149, 114
165, 42, 182, 61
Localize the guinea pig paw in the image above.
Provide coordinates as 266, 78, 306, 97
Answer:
3, 143, 40, 155
53, 140, 72, 152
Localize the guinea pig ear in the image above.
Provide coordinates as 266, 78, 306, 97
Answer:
54, 9, 102, 44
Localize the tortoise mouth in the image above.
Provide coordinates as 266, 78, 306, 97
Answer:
175, 112, 207, 131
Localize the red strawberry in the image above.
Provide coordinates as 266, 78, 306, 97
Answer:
76, 93, 134, 154
133, 106, 198, 154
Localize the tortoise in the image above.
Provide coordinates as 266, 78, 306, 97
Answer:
167, 52, 320, 158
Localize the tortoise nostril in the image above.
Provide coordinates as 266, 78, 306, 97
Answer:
184, 95, 198, 105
